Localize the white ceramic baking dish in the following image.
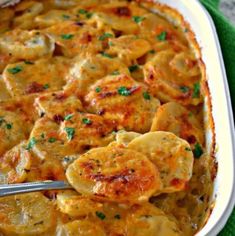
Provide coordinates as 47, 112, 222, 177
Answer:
152, 0, 235, 235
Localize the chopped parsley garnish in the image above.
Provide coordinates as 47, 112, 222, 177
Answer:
86, 12, 93, 19
26, 137, 37, 150
40, 133, 45, 139
96, 211, 106, 220
114, 214, 121, 219
5, 123, 12, 129
78, 9, 93, 18
62, 14, 70, 19
108, 41, 114, 46
192, 82, 200, 98
180, 86, 189, 93
193, 143, 203, 158
117, 86, 131, 96
132, 16, 145, 23
7, 66, 22, 74
61, 34, 74, 40
64, 114, 73, 121
64, 127, 75, 141
149, 49, 156, 54
185, 147, 191, 151
78, 9, 88, 14
48, 137, 56, 143
24, 61, 34, 65
43, 84, 50, 89
82, 118, 92, 125
156, 31, 167, 41
99, 33, 114, 41
95, 87, 101, 93
128, 64, 139, 73
100, 52, 113, 58
111, 70, 120, 75
143, 91, 151, 100
0, 116, 4, 125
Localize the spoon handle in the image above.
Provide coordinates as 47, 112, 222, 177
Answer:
0, 181, 72, 197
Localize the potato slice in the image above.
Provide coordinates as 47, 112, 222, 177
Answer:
13, 1, 44, 29
107, 35, 151, 65
0, 110, 26, 156
35, 10, 77, 28
0, 193, 56, 235
128, 131, 194, 194
116, 130, 141, 146
58, 220, 106, 236
28, 117, 73, 161
144, 50, 202, 105
126, 203, 181, 236
66, 146, 162, 203
35, 90, 83, 120
3, 57, 69, 97
0, 29, 54, 60
151, 102, 204, 148
85, 74, 160, 133
45, 21, 104, 58
57, 191, 102, 217
64, 54, 129, 96
0, 141, 31, 184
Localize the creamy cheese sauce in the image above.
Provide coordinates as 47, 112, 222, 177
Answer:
0, 1, 215, 235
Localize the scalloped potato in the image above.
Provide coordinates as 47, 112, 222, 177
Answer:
0, 0, 213, 235
66, 146, 162, 203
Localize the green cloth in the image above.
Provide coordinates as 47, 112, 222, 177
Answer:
200, 0, 235, 235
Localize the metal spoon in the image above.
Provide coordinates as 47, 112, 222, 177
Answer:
0, 181, 73, 197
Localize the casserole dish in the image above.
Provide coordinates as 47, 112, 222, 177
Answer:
0, 0, 234, 235
152, 0, 235, 235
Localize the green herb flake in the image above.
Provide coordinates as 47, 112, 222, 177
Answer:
0, 116, 5, 125
143, 91, 151, 100
179, 86, 189, 93
61, 34, 74, 40
5, 123, 12, 129
96, 211, 106, 220
78, 9, 88, 14
185, 147, 191, 151
62, 14, 70, 19
7, 66, 23, 74
100, 52, 113, 58
24, 61, 34, 65
48, 137, 56, 143
128, 64, 139, 73
184, 28, 189, 33
99, 33, 114, 41
111, 70, 120, 75
156, 31, 167, 41
64, 114, 73, 121
192, 82, 200, 98
117, 86, 131, 96
108, 41, 114, 46
26, 137, 37, 150
43, 84, 50, 89
64, 127, 75, 141
114, 214, 121, 219
40, 133, 45, 139
132, 16, 145, 23
82, 118, 92, 125
149, 49, 155, 54
86, 12, 93, 19
95, 87, 101, 93
193, 143, 203, 158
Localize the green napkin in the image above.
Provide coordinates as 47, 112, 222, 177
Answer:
200, 1, 235, 235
